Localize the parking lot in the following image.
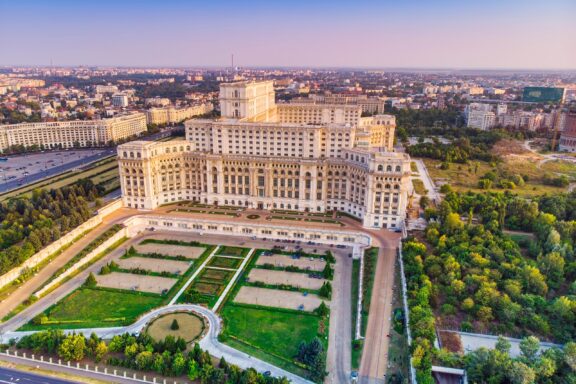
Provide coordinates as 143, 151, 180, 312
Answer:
0, 149, 108, 184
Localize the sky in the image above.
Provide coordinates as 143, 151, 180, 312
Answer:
1, 0, 575, 70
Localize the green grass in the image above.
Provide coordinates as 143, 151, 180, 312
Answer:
208, 256, 242, 269
412, 179, 427, 195
351, 259, 362, 369
217, 246, 250, 258
221, 303, 321, 376
361, 247, 379, 336
20, 288, 163, 330
411, 162, 418, 172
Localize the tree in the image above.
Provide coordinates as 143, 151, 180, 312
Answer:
135, 351, 153, 370
314, 301, 329, 317
507, 361, 536, 384
85, 272, 97, 288
188, 359, 199, 380
563, 342, 576, 371
444, 212, 464, 233
496, 336, 511, 354
519, 336, 540, 364
171, 352, 186, 376
322, 263, 333, 280
58, 334, 86, 361
94, 341, 107, 362
171, 319, 180, 331
318, 281, 332, 299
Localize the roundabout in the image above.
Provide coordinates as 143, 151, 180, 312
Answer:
145, 311, 207, 343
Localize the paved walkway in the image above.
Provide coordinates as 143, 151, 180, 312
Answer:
359, 231, 400, 384
1, 304, 312, 384
413, 159, 440, 203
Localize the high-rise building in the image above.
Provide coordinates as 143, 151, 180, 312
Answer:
118, 81, 411, 229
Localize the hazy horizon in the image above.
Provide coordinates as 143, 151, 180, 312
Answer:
1, 0, 575, 70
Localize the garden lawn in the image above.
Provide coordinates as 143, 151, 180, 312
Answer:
208, 256, 242, 269
20, 288, 163, 330
217, 246, 250, 258
221, 303, 320, 375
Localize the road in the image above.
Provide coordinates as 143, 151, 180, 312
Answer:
0, 149, 115, 194
359, 231, 400, 384
0, 366, 78, 384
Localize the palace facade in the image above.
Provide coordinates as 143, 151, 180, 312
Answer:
118, 81, 411, 229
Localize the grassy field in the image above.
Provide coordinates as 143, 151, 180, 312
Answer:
221, 303, 321, 376
541, 160, 576, 178
423, 158, 568, 197
20, 288, 163, 330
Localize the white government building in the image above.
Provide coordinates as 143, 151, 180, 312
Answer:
0, 112, 147, 151
118, 81, 411, 229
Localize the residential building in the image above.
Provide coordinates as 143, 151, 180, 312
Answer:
118, 81, 411, 229
146, 103, 213, 125
559, 114, 576, 152
0, 112, 146, 151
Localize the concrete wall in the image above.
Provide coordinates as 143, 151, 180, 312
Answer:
123, 214, 372, 258
0, 199, 123, 290
34, 228, 128, 298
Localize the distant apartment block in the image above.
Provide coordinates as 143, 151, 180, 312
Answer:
146, 103, 213, 126
0, 112, 146, 151
95, 84, 119, 94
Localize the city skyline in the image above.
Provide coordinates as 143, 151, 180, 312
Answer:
1, 0, 575, 70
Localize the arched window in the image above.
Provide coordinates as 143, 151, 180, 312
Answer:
386, 165, 392, 172
377, 165, 384, 171
395, 165, 401, 172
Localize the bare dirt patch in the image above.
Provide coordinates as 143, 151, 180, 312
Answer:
146, 312, 206, 342
234, 286, 327, 312
96, 272, 177, 294
256, 254, 326, 271
135, 243, 206, 259
117, 257, 191, 275
248, 269, 325, 290
492, 139, 541, 162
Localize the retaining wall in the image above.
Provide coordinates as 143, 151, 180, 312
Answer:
0, 199, 123, 290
